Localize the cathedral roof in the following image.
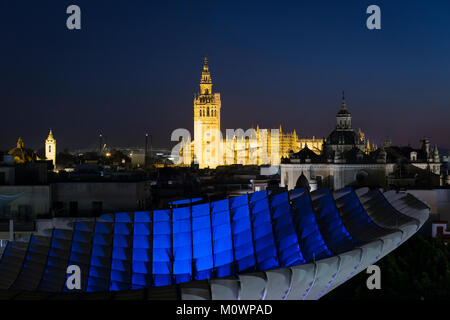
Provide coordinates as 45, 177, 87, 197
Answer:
341, 147, 371, 163
378, 146, 428, 163
285, 145, 323, 163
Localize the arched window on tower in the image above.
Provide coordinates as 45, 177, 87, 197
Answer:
207, 107, 210, 116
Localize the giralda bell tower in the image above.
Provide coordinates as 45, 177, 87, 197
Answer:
193, 57, 222, 168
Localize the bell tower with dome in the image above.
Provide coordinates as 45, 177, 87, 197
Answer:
323, 92, 365, 155
193, 57, 221, 168
336, 91, 352, 130
45, 129, 56, 169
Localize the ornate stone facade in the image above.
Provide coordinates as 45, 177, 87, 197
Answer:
181, 58, 323, 168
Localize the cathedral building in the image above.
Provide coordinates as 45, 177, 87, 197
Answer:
180, 57, 323, 168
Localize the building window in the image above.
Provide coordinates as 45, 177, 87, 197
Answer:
207, 107, 210, 116
48, 145, 51, 153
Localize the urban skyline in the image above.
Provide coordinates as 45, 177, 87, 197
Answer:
1, 1, 450, 151
1, 1, 449, 303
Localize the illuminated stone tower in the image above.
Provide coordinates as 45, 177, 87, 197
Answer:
194, 57, 222, 168
45, 129, 56, 169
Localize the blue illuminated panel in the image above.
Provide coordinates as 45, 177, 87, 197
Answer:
249, 191, 279, 270
230, 194, 256, 273
172, 206, 192, 283
270, 192, 305, 267
152, 210, 172, 287
312, 189, 358, 254
132, 211, 152, 289
337, 188, 390, 241
211, 199, 234, 277
39, 229, 73, 292
110, 216, 133, 291
291, 190, 332, 261
86, 222, 113, 292
192, 203, 213, 280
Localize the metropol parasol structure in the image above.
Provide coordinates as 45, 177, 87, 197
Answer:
0, 187, 429, 300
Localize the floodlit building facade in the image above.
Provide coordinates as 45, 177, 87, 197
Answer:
45, 129, 56, 169
180, 58, 324, 168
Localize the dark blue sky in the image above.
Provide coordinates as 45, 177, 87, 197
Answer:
1, 0, 449, 151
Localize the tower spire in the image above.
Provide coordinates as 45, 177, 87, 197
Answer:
336, 91, 352, 129
200, 56, 212, 95
341, 90, 347, 110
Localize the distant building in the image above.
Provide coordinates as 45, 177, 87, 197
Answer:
322, 92, 365, 155
45, 129, 56, 170
7, 138, 37, 164
281, 95, 445, 190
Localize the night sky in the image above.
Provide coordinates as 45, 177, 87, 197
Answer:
1, 0, 449, 152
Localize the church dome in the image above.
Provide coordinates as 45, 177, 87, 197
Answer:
7, 137, 37, 164
326, 129, 362, 145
